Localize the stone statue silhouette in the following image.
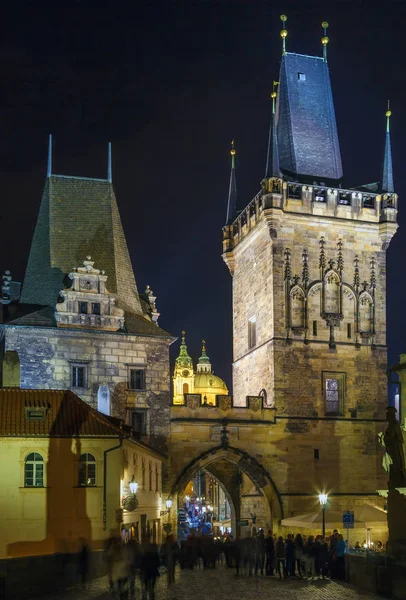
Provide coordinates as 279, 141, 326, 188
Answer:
380, 406, 406, 489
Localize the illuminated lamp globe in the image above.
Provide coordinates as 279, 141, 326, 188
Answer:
166, 498, 173, 509
129, 478, 138, 495
318, 493, 328, 507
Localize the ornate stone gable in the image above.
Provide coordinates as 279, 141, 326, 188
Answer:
55, 257, 124, 331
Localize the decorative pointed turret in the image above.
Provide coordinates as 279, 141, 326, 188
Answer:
175, 331, 193, 371
382, 102, 394, 193
225, 141, 237, 225
197, 339, 212, 374
107, 142, 112, 183
264, 85, 280, 178
47, 134, 52, 178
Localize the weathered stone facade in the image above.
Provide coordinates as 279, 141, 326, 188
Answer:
1, 325, 172, 448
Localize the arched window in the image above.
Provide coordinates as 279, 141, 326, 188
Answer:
149, 461, 152, 491
78, 453, 96, 486
25, 452, 44, 487
183, 383, 189, 394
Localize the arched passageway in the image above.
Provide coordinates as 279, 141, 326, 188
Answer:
169, 446, 283, 539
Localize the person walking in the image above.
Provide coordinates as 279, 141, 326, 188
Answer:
140, 542, 160, 600
254, 529, 266, 576
303, 535, 316, 580
285, 534, 295, 577
335, 534, 346, 580
275, 536, 286, 580
294, 534, 304, 577
161, 534, 180, 587
265, 531, 275, 576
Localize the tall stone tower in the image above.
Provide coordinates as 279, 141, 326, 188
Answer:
222, 21, 397, 504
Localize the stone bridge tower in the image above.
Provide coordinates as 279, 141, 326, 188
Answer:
221, 21, 398, 520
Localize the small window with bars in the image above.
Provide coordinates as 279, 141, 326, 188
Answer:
129, 368, 145, 391
131, 410, 147, 435
72, 364, 87, 388
323, 372, 345, 416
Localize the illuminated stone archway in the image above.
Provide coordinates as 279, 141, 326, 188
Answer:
170, 445, 283, 535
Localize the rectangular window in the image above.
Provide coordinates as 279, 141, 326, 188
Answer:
248, 317, 256, 349
347, 323, 352, 339
129, 368, 145, 390
131, 410, 147, 435
79, 301, 88, 314
72, 365, 87, 388
313, 320, 318, 336
155, 465, 159, 492
298, 72, 306, 81
92, 302, 101, 315
314, 449, 319, 460
323, 371, 345, 416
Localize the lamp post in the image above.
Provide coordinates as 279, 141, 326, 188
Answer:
129, 476, 138, 495
319, 493, 328, 537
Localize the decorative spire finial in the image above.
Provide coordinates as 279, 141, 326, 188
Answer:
47, 134, 52, 178
321, 21, 329, 62
386, 100, 391, 133
230, 139, 236, 168
280, 15, 288, 55
382, 101, 394, 193
107, 142, 112, 183
202, 339, 206, 354
225, 140, 238, 225
181, 330, 186, 343
265, 82, 280, 179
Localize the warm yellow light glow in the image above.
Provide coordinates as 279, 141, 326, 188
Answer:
166, 498, 173, 509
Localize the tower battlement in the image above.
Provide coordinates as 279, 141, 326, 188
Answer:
223, 178, 397, 261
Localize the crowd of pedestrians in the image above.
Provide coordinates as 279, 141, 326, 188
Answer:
93, 528, 349, 599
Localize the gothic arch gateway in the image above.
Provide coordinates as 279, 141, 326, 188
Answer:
168, 440, 284, 535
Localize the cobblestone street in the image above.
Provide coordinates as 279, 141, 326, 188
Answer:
41, 566, 381, 600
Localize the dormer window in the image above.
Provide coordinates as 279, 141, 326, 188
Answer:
79, 301, 88, 314
25, 407, 47, 421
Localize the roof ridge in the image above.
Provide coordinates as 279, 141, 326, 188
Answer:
51, 174, 109, 182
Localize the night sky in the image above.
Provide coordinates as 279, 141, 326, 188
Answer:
0, 1, 405, 391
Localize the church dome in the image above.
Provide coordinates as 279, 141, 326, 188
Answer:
194, 372, 228, 394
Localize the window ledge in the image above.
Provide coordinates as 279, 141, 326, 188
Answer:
20, 486, 48, 491
128, 388, 147, 393
74, 486, 101, 489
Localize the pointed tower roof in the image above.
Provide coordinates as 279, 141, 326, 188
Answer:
264, 88, 280, 178
21, 140, 144, 317
197, 339, 212, 373
276, 47, 343, 183
175, 331, 193, 370
225, 141, 237, 225
382, 103, 394, 193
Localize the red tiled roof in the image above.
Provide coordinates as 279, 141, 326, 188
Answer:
0, 389, 124, 437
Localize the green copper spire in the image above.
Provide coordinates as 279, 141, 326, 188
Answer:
175, 331, 193, 370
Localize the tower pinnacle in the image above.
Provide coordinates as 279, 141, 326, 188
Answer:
175, 331, 193, 371
107, 142, 112, 183
265, 83, 280, 179
47, 134, 52, 178
280, 15, 288, 55
197, 339, 212, 373
382, 101, 394, 193
321, 21, 329, 62
225, 140, 238, 225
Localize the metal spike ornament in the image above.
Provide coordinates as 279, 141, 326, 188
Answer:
321, 21, 329, 62
280, 15, 288, 55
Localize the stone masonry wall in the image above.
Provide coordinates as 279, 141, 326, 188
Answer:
3, 326, 172, 448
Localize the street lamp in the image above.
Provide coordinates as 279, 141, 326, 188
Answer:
165, 498, 173, 510
319, 493, 328, 537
